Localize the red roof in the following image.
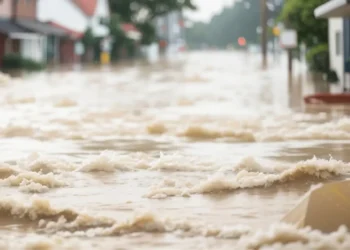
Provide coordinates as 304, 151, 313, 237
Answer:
48, 21, 83, 40
72, 0, 98, 17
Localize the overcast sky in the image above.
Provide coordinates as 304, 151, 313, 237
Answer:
185, 0, 236, 23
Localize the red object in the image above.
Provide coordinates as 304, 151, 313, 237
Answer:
304, 93, 350, 104
159, 40, 167, 48
238, 37, 246, 46
71, 0, 98, 17
121, 23, 139, 33
179, 20, 184, 27
48, 21, 83, 39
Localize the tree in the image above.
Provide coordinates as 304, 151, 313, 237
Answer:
108, 0, 196, 45
279, 0, 328, 48
186, 0, 283, 49
81, 27, 96, 62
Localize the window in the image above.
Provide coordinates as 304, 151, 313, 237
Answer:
336, 31, 342, 56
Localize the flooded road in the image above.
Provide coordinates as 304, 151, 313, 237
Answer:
1, 51, 350, 249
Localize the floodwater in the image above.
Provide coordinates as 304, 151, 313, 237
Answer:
1, 51, 350, 249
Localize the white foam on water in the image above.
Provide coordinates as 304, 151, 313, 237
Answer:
0, 235, 94, 250
18, 179, 50, 193
146, 157, 350, 198
1, 172, 66, 189
2, 197, 350, 250
0, 163, 20, 178
237, 224, 350, 250
77, 151, 216, 172
18, 153, 76, 174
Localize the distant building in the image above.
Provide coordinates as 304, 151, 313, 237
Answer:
155, 11, 186, 56
0, 0, 48, 65
38, 0, 110, 63
315, 0, 350, 91
38, 0, 110, 38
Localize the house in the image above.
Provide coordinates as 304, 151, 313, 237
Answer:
48, 21, 84, 64
0, 0, 46, 66
38, 0, 110, 62
314, 0, 350, 91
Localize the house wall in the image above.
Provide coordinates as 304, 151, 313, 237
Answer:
60, 39, 76, 64
38, 0, 109, 36
16, 0, 37, 19
90, 0, 109, 37
38, 0, 87, 33
20, 36, 46, 62
329, 18, 344, 91
0, 0, 11, 18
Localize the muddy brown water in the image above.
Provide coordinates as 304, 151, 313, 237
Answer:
0, 51, 350, 249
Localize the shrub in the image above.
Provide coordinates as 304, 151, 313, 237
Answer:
2, 53, 45, 71
306, 44, 329, 73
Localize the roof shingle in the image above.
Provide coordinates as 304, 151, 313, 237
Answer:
72, 0, 98, 17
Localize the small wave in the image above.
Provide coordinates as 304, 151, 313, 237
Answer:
146, 157, 350, 198
0, 124, 35, 137
237, 224, 350, 250
18, 153, 76, 174
0, 196, 114, 228
1, 172, 66, 189
2, 198, 350, 249
179, 125, 255, 141
0, 152, 217, 176
54, 98, 78, 108
147, 122, 167, 134
0, 196, 250, 239
18, 180, 50, 193
0, 163, 20, 179
0, 224, 350, 250
5, 96, 36, 104
77, 151, 216, 172
0, 235, 93, 250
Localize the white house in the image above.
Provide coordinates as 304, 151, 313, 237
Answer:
328, 18, 344, 91
38, 0, 110, 38
314, 0, 350, 92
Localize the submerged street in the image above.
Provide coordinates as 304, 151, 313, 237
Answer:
1, 51, 350, 249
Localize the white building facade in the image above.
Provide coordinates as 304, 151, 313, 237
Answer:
328, 18, 344, 92
37, 0, 109, 37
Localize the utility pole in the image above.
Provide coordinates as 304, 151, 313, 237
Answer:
261, 0, 268, 69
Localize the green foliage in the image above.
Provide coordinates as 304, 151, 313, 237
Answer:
81, 27, 96, 48
108, 0, 196, 45
306, 44, 329, 73
136, 22, 156, 45
2, 54, 44, 71
325, 69, 339, 84
279, 0, 328, 48
186, 0, 283, 49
